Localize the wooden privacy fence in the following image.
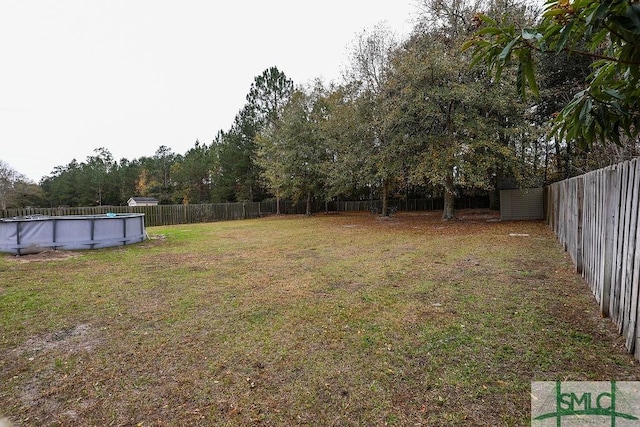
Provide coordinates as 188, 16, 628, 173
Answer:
0, 203, 264, 227
0, 201, 334, 226
0, 200, 336, 227
1, 196, 491, 227
546, 158, 640, 358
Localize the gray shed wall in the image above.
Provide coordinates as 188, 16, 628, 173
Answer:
500, 188, 544, 220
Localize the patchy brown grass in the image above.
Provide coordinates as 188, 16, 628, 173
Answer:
1, 210, 639, 426
5, 250, 80, 263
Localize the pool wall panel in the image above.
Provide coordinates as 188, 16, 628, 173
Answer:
0, 214, 146, 255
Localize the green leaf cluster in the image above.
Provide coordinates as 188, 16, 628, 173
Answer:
466, 0, 640, 148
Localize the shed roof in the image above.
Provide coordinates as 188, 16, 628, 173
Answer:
128, 197, 158, 202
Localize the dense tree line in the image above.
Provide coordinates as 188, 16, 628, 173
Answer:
0, 160, 45, 209
3, 0, 638, 216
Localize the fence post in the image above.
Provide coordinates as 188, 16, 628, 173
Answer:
601, 167, 618, 318
621, 159, 639, 349
576, 177, 584, 274
631, 160, 640, 357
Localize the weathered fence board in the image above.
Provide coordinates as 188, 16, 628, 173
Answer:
624, 161, 639, 345
547, 158, 640, 357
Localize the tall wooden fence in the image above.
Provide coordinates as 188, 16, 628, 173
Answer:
1, 202, 272, 227
1, 196, 490, 227
546, 158, 640, 358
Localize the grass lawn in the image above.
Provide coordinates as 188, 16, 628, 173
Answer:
1, 210, 639, 426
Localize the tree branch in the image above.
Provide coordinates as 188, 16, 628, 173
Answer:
522, 39, 640, 65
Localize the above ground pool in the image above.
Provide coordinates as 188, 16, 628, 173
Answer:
0, 213, 146, 255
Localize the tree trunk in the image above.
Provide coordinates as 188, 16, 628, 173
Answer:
442, 170, 456, 220
276, 189, 281, 215
381, 179, 389, 216
306, 191, 312, 216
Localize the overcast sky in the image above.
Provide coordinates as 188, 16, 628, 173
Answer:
1, 1, 418, 182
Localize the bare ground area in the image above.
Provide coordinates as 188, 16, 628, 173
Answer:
1, 210, 639, 426
5, 250, 80, 263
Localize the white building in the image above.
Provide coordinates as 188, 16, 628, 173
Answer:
127, 197, 159, 207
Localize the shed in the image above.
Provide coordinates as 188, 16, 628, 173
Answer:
500, 188, 544, 220
127, 197, 159, 207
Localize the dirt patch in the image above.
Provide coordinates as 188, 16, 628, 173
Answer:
355, 209, 503, 233
6, 325, 100, 425
11, 324, 98, 358
7, 250, 80, 263
456, 209, 500, 221
145, 234, 167, 242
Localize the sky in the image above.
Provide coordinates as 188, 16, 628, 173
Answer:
1, 1, 418, 183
